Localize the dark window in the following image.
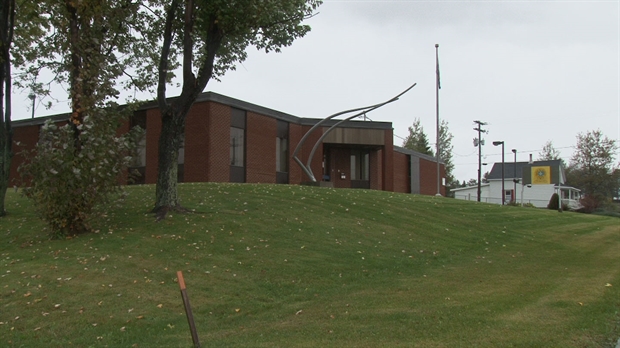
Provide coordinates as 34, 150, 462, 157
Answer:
350, 150, 370, 181
276, 120, 289, 173
230, 127, 244, 167
230, 108, 246, 183
276, 137, 288, 172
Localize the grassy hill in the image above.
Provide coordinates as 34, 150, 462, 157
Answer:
1, 183, 619, 347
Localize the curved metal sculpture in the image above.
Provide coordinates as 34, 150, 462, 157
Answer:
292, 83, 417, 182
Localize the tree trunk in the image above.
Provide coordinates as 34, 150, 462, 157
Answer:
0, 0, 14, 217
153, 110, 185, 218
0, 134, 10, 217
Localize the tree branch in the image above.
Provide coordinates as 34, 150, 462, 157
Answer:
181, 0, 195, 94
157, 0, 179, 112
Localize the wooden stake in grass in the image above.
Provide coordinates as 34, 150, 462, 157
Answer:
177, 271, 201, 348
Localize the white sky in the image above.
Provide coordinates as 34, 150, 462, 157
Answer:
12, 0, 620, 183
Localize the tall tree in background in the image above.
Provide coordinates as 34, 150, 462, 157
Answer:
0, 0, 15, 216
537, 140, 562, 161
438, 120, 454, 187
402, 118, 433, 156
567, 130, 618, 203
154, 0, 321, 218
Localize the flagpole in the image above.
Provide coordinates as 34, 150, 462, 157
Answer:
435, 44, 441, 196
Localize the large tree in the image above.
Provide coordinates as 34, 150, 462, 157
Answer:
567, 130, 618, 201
154, 0, 321, 218
402, 118, 433, 156
0, 0, 15, 216
13, 1, 160, 234
537, 140, 562, 161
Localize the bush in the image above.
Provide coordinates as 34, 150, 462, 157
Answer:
19, 109, 143, 238
547, 193, 560, 210
578, 194, 604, 214
546, 193, 568, 211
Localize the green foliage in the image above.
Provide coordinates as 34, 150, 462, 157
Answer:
11, 0, 162, 107
10, 0, 156, 229
402, 118, 433, 156
438, 120, 454, 185
19, 109, 143, 237
567, 130, 618, 204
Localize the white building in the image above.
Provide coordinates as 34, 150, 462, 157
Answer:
452, 160, 581, 209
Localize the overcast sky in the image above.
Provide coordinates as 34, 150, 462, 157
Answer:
12, 0, 620, 183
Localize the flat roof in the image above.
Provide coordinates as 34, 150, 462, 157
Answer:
13, 91, 393, 131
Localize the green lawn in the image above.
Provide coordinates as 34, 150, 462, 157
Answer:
1, 183, 619, 347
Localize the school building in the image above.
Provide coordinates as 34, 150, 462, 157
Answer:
9, 92, 446, 195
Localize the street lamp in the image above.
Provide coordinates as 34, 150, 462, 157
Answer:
493, 141, 505, 205
521, 183, 532, 206
511, 149, 517, 204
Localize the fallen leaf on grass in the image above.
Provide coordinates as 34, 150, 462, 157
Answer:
605, 283, 612, 287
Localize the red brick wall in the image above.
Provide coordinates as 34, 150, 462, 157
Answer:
393, 151, 410, 193
9, 125, 40, 186
144, 108, 161, 184
9, 100, 434, 196
246, 112, 276, 183
184, 102, 210, 182
205, 102, 231, 182
308, 127, 325, 182
418, 157, 446, 196
116, 119, 130, 137
329, 147, 351, 188
370, 149, 381, 190
288, 123, 303, 184
290, 124, 323, 184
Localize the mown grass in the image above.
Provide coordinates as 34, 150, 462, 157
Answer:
1, 183, 619, 347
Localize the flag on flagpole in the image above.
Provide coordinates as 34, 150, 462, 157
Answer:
436, 45, 441, 90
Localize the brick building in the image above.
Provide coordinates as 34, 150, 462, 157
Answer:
9, 92, 445, 195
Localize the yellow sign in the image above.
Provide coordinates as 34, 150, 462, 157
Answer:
531, 166, 551, 185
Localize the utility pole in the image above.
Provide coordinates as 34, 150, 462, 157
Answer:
434, 44, 441, 196
473, 120, 487, 202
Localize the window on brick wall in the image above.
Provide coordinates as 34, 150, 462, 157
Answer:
350, 150, 370, 181
230, 108, 246, 183
230, 127, 244, 167
276, 120, 289, 184
276, 137, 288, 172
